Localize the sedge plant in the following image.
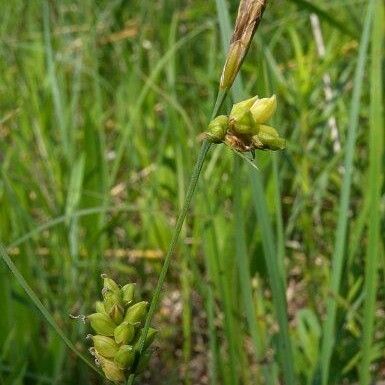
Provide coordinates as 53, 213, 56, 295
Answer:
128, 1, 291, 384
0, 1, 290, 384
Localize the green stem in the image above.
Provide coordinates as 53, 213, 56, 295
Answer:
0, 243, 101, 375
127, 90, 227, 385
359, 2, 383, 384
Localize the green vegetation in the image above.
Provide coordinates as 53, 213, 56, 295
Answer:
0, 1, 383, 384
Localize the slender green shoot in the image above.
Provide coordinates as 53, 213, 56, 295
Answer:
0, 243, 101, 375
320, 2, 375, 384
359, 2, 384, 384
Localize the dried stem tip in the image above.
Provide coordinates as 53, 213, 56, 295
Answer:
220, 0, 268, 90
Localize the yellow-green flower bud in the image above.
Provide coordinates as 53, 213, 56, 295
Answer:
114, 345, 135, 370
95, 301, 106, 314
250, 95, 277, 124
206, 115, 228, 143
121, 283, 136, 306
88, 313, 116, 336
124, 301, 148, 325
99, 356, 126, 383
229, 96, 259, 135
103, 291, 124, 324
101, 274, 120, 293
91, 335, 119, 358
251, 134, 263, 149
231, 96, 258, 118
256, 125, 286, 151
114, 321, 136, 345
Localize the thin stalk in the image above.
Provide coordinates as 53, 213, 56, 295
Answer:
233, 156, 273, 385
320, 1, 375, 384
359, 1, 384, 384
0, 243, 100, 375
127, 91, 227, 385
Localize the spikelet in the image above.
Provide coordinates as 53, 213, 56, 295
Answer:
205, 94, 285, 152
75, 275, 157, 383
220, 0, 268, 89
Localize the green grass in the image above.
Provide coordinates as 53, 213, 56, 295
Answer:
0, 1, 384, 384
319, 1, 375, 383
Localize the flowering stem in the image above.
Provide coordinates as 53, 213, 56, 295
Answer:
127, 90, 227, 385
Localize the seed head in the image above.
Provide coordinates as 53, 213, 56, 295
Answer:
205, 94, 285, 153
91, 335, 119, 358
98, 356, 126, 383
121, 283, 136, 306
74, 275, 157, 383
250, 94, 277, 123
229, 96, 259, 135
101, 274, 120, 293
114, 321, 136, 345
95, 301, 106, 314
124, 301, 148, 325
206, 115, 229, 143
114, 345, 135, 370
87, 313, 116, 336
103, 291, 124, 324
254, 124, 286, 150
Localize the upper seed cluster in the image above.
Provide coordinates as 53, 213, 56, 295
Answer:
206, 94, 286, 152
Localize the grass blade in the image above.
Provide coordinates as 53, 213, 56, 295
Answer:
0, 243, 100, 375
249, 171, 296, 385
358, 2, 384, 384
319, 1, 375, 384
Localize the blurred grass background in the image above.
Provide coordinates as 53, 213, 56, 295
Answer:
0, 0, 384, 384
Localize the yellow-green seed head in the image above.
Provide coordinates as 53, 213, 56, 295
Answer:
124, 301, 148, 325
230, 96, 258, 119
229, 96, 259, 135
251, 134, 264, 149
121, 283, 136, 306
114, 345, 135, 370
88, 313, 116, 336
95, 301, 106, 314
256, 125, 286, 150
101, 274, 120, 294
99, 356, 126, 383
206, 115, 228, 143
103, 291, 124, 324
91, 335, 119, 358
114, 321, 136, 345
250, 95, 277, 124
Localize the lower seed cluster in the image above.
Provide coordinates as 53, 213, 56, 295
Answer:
87, 275, 157, 383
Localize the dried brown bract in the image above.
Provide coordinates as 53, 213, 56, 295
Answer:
220, 0, 268, 90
